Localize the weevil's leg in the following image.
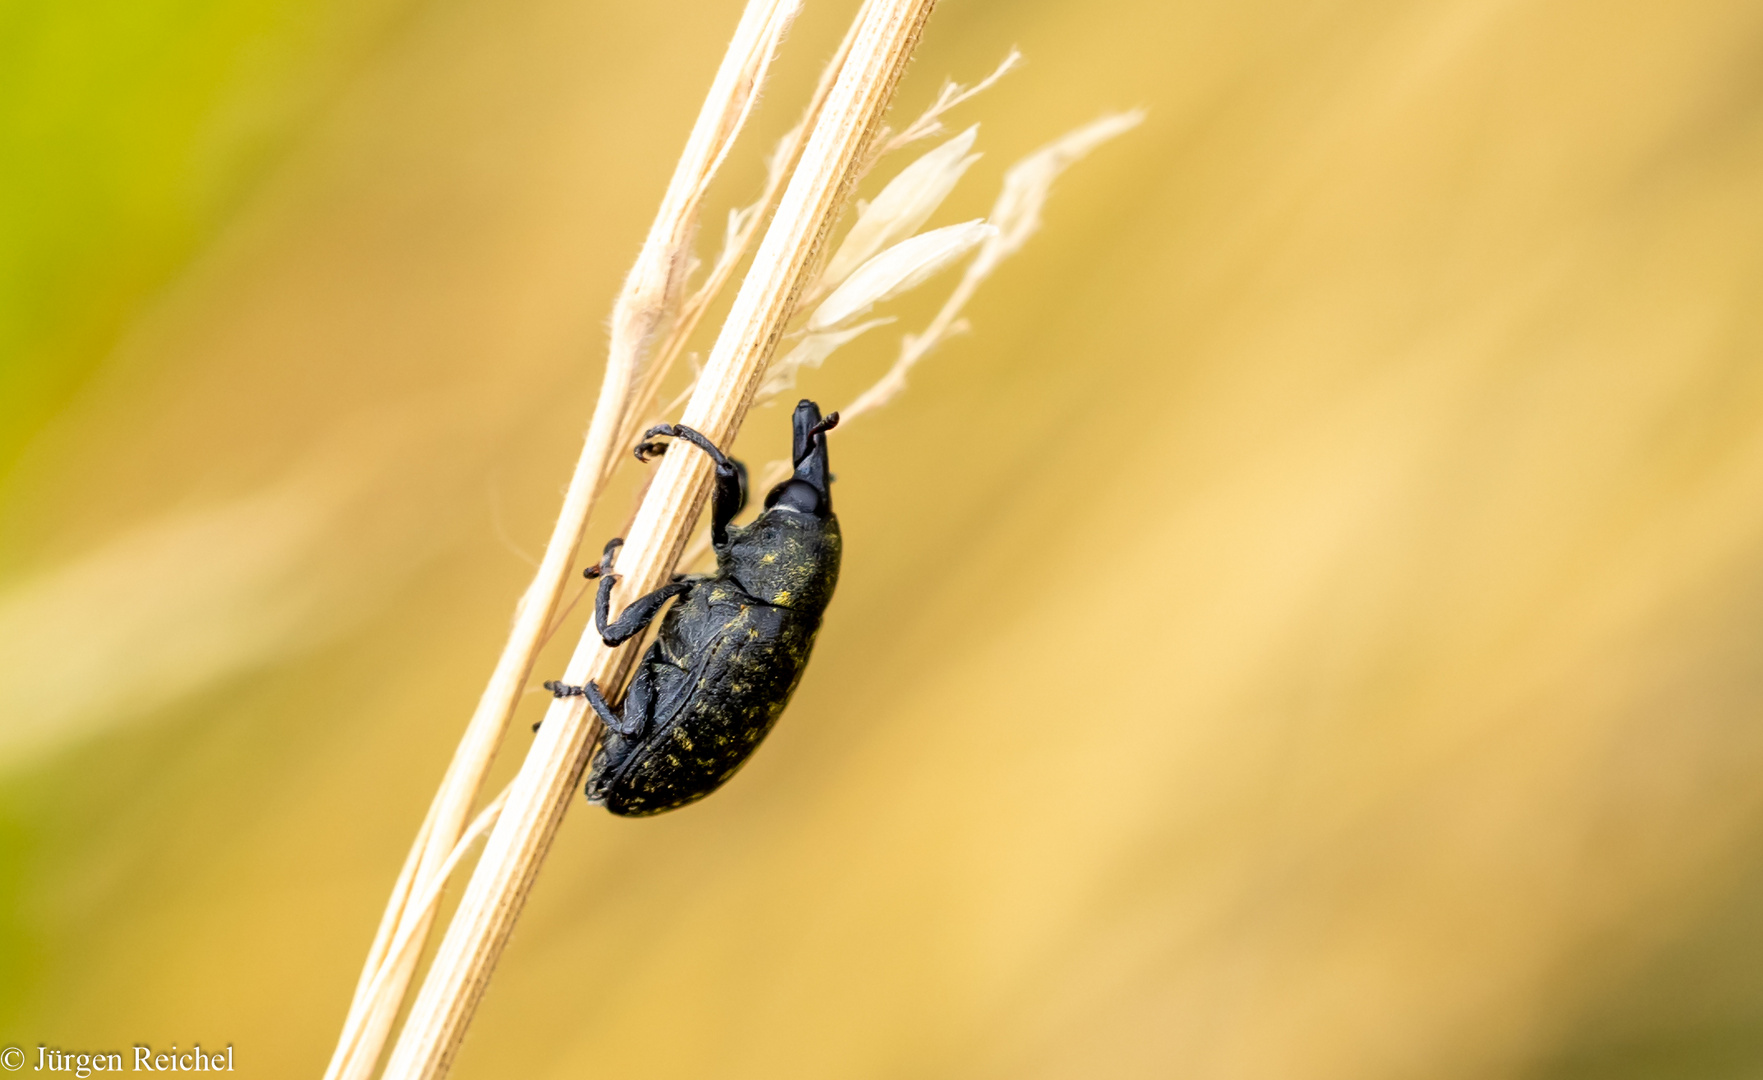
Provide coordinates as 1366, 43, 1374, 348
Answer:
725, 456, 749, 516
633, 423, 747, 547
581, 537, 623, 579
613, 674, 654, 739
539, 679, 641, 737
584, 680, 643, 737
533, 680, 566, 732
538, 678, 583, 728
706, 456, 748, 549
595, 576, 691, 646
639, 423, 735, 470
593, 571, 616, 631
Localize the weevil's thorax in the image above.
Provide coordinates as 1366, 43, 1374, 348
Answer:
719, 506, 841, 613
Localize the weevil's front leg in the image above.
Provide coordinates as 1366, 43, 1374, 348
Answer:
717, 456, 749, 542
595, 572, 691, 647
636, 423, 748, 548
540, 679, 642, 737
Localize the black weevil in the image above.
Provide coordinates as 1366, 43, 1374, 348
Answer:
544, 399, 842, 816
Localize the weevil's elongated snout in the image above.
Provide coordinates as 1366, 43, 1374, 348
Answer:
764, 399, 837, 516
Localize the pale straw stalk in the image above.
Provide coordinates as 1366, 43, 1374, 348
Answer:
376, 1, 938, 1077
323, 3, 800, 1078
610, 10, 864, 465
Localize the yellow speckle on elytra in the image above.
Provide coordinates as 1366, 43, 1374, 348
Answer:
761, 552, 777, 564
773, 590, 791, 604
674, 730, 694, 750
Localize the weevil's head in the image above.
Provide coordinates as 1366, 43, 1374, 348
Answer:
727, 399, 841, 610
763, 399, 837, 518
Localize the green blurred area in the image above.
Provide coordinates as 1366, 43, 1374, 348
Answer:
3, 1, 1763, 1078
0, 0, 415, 1031
0, 0, 405, 475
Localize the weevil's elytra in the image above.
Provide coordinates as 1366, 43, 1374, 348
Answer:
542, 399, 841, 816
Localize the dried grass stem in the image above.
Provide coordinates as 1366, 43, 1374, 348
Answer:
325, 3, 800, 1078
375, 2, 938, 1077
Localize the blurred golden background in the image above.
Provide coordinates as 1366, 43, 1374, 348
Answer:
5, 0, 1763, 1077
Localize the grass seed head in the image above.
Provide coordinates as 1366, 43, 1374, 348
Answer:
818, 125, 982, 295
807, 219, 996, 331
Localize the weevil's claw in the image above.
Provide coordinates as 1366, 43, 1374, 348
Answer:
598, 537, 624, 574
544, 679, 587, 698
808, 412, 839, 438
585, 537, 619, 578
635, 424, 686, 462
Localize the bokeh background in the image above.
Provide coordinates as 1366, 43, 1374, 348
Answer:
5, 0, 1763, 1076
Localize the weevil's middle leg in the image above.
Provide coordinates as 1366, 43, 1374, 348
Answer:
579, 535, 689, 646
589, 537, 623, 578
595, 573, 691, 646
635, 423, 748, 547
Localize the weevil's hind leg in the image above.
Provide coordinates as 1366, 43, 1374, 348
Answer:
585, 680, 644, 738
636, 424, 746, 547
539, 679, 643, 738
613, 672, 656, 740
595, 574, 691, 647
536, 678, 578, 730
